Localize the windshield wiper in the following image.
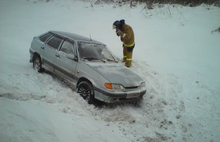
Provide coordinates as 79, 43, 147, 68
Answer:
105, 58, 117, 62
82, 57, 105, 63
82, 57, 99, 60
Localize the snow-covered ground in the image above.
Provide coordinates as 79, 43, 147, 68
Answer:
0, 0, 220, 142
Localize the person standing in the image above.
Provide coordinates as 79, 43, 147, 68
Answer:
113, 19, 135, 67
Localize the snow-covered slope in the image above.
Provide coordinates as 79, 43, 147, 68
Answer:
0, 0, 219, 142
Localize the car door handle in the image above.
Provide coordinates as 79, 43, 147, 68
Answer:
55, 54, 60, 58
41, 46, 45, 50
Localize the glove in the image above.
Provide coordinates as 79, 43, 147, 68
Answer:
116, 29, 121, 36
116, 31, 120, 36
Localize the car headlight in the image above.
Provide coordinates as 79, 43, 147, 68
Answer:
105, 83, 125, 91
112, 84, 125, 91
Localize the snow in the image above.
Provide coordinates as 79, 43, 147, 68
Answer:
0, 0, 220, 142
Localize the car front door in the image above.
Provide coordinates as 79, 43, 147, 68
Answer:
40, 35, 63, 72
54, 40, 78, 84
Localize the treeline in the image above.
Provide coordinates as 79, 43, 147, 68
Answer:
134, 0, 219, 6
99, 0, 220, 7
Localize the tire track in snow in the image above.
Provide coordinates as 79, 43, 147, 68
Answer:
0, 69, 83, 104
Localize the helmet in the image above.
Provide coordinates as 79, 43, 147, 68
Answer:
113, 20, 121, 29
113, 19, 125, 30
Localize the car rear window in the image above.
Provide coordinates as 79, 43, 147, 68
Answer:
46, 36, 63, 50
39, 33, 52, 42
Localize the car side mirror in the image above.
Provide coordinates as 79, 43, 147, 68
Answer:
67, 54, 78, 61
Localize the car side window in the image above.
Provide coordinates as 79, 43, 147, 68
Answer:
39, 33, 52, 42
60, 40, 74, 54
46, 36, 62, 50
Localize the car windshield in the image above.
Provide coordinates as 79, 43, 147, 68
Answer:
78, 42, 115, 62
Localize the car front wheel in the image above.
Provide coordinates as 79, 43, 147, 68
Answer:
77, 81, 94, 104
33, 55, 43, 72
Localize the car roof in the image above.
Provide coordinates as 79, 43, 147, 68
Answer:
49, 31, 104, 45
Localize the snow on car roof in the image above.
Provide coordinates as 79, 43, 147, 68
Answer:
50, 31, 104, 45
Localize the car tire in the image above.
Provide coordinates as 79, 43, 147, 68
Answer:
77, 81, 94, 104
33, 55, 43, 73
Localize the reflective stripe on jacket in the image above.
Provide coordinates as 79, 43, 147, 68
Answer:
123, 42, 135, 47
120, 23, 135, 48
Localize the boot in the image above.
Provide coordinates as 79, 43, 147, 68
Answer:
123, 46, 127, 62
125, 51, 133, 67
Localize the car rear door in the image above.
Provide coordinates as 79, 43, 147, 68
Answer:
40, 35, 63, 71
54, 39, 78, 83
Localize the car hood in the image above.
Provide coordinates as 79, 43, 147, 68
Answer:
86, 63, 144, 87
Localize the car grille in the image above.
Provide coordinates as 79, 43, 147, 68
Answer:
125, 86, 138, 91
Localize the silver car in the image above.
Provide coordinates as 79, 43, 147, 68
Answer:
29, 31, 146, 104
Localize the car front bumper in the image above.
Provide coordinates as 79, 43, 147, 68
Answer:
94, 87, 147, 103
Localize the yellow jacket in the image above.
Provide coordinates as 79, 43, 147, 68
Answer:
120, 23, 135, 47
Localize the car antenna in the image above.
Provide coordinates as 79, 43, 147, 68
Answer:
90, 34, 92, 41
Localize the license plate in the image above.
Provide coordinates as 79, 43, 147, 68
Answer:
126, 93, 140, 98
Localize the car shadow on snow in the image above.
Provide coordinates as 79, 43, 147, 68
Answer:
92, 99, 144, 108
